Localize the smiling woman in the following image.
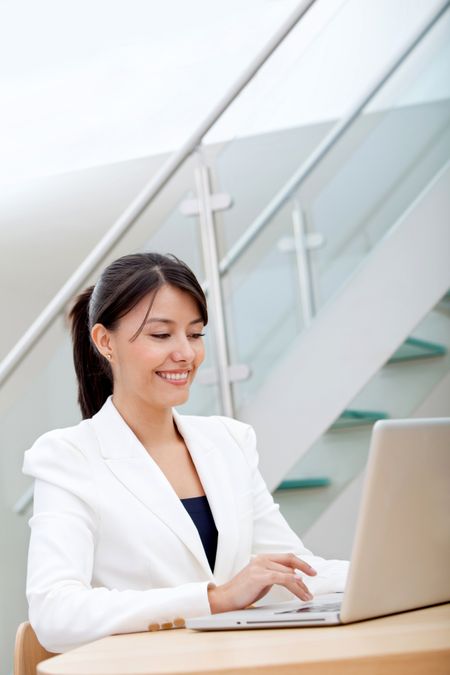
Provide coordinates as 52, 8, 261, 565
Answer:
69, 253, 208, 420
91, 285, 206, 422
22, 252, 348, 653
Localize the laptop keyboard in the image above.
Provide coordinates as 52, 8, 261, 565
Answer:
275, 601, 342, 614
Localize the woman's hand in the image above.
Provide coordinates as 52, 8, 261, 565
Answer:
207, 553, 317, 613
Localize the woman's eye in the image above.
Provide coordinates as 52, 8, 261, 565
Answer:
149, 332, 205, 340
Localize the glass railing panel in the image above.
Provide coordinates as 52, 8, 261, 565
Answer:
141, 190, 204, 278
222, 198, 305, 410
208, 0, 347, 259
295, 8, 450, 308
221, 6, 449, 411
275, 295, 450, 537
206, 0, 445, 261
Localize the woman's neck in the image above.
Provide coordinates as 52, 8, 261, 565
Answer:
111, 392, 178, 451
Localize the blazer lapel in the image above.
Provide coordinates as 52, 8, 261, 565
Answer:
173, 411, 240, 584
90, 398, 213, 578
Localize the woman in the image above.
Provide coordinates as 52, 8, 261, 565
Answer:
23, 252, 348, 653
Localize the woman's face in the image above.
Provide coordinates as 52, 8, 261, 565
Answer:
99, 284, 205, 412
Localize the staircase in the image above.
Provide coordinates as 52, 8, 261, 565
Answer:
240, 164, 450, 488
276, 294, 450, 559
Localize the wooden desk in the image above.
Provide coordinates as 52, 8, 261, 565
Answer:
38, 603, 450, 675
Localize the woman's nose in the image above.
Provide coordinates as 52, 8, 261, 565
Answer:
171, 336, 195, 362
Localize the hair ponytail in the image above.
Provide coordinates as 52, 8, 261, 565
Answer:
69, 286, 113, 420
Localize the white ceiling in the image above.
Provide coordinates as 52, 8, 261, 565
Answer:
0, 0, 305, 182
1, 0, 446, 185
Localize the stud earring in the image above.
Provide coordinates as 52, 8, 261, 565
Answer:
106, 353, 112, 360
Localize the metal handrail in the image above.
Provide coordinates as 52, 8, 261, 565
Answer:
218, 0, 449, 277
0, 0, 317, 387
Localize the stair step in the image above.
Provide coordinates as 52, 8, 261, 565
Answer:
437, 289, 450, 312
388, 337, 446, 364
276, 477, 331, 491
330, 409, 388, 431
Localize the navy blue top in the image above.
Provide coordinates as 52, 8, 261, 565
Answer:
181, 495, 218, 572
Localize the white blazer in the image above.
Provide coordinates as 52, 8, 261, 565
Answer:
23, 397, 348, 652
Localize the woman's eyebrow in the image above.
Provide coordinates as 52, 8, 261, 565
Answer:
145, 318, 204, 325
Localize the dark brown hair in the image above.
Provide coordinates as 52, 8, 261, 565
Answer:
69, 252, 208, 419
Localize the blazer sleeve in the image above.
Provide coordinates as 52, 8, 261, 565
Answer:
219, 417, 349, 598
23, 433, 211, 653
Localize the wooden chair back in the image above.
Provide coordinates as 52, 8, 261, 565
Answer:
14, 622, 56, 675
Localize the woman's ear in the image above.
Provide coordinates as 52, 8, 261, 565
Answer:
91, 323, 113, 359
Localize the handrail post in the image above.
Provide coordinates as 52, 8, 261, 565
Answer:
292, 202, 317, 327
194, 156, 234, 417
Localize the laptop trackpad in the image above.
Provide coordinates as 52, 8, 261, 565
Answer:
273, 592, 343, 614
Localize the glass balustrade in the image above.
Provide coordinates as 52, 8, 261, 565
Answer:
221, 198, 305, 410
207, 0, 368, 260
299, 11, 450, 309
216, 6, 450, 413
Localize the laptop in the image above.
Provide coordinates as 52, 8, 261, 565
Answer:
187, 417, 450, 629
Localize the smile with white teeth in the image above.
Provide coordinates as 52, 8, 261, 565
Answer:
156, 371, 189, 381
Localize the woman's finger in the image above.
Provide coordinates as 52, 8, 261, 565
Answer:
287, 576, 314, 601
265, 560, 297, 575
264, 561, 313, 596
259, 570, 313, 601
258, 553, 317, 577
